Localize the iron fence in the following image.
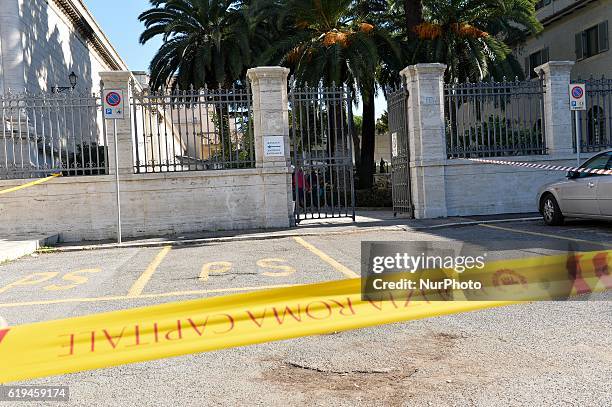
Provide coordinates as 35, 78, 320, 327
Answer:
572, 76, 612, 153
289, 83, 355, 221
444, 77, 546, 158
387, 86, 413, 217
1, 91, 106, 180
131, 85, 254, 173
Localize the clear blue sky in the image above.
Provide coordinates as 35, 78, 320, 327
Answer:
85, 0, 160, 72
84, 0, 386, 117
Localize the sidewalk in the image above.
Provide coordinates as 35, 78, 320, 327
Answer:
52, 210, 542, 252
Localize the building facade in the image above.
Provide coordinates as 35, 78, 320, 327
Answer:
0, 0, 127, 94
517, 0, 610, 79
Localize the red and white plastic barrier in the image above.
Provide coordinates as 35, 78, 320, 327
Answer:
467, 158, 612, 175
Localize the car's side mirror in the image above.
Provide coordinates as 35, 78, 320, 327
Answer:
567, 171, 580, 179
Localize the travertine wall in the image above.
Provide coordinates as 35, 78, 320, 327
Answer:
0, 168, 292, 242
443, 154, 595, 216
0, 68, 294, 242
0, 0, 23, 94
21, 0, 108, 93
401, 62, 592, 219
0, 0, 126, 94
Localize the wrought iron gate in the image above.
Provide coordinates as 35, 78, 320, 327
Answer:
289, 84, 355, 223
387, 86, 413, 217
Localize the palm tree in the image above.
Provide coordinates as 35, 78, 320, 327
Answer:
411, 0, 542, 82
258, 0, 398, 188
139, 0, 256, 90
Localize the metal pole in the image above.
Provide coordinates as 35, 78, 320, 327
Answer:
113, 119, 122, 243
575, 110, 581, 167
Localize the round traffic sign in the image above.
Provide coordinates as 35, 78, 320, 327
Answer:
571, 86, 584, 99
105, 91, 122, 107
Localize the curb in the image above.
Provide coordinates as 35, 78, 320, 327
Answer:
47, 216, 542, 253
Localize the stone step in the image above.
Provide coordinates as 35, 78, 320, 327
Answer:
0, 234, 60, 264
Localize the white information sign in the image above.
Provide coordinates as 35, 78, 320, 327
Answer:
103, 89, 125, 119
569, 84, 586, 111
391, 132, 398, 157
263, 136, 285, 157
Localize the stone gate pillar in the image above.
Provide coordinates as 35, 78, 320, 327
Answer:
247, 66, 294, 227
536, 61, 575, 156
247, 67, 291, 168
400, 63, 448, 219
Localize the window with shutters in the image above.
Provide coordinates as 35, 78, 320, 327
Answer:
535, 0, 552, 11
526, 47, 549, 78
576, 21, 609, 61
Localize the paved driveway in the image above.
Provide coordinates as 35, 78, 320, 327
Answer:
0, 219, 610, 406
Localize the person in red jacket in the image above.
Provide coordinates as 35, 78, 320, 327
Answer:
292, 167, 310, 209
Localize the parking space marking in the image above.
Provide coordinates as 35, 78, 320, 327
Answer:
127, 246, 172, 297
479, 224, 612, 247
199, 261, 232, 282
43, 269, 101, 291
0, 272, 59, 295
0, 284, 296, 309
257, 258, 296, 277
293, 237, 359, 279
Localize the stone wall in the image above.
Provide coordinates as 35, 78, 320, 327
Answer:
0, 0, 126, 94
0, 0, 24, 93
0, 169, 292, 242
20, 0, 109, 92
443, 154, 595, 216
400, 62, 595, 219
0, 67, 294, 242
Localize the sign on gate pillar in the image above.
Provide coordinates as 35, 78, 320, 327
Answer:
569, 84, 586, 111
99, 71, 134, 175
103, 89, 125, 119
263, 136, 285, 157
569, 83, 587, 166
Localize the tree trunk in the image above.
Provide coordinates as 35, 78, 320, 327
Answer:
348, 101, 361, 167
404, 0, 423, 36
358, 84, 376, 189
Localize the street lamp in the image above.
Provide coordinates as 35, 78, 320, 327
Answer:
52, 71, 78, 93
68, 71, 78, 88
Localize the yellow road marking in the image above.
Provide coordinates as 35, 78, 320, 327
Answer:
257, 258, 296, 277
0, 173, 61, 195
479, 224, 612, 248
199, 261, 232, 282
127, 246, 172, 297
0, 272, 59, 295
293, 236, 359, 279
0, 284, 296, 308
0, 316, 7, 328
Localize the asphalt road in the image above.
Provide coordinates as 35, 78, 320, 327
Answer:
0, 218, 610, 406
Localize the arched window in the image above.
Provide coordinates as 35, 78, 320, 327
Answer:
587, 106, 606, 146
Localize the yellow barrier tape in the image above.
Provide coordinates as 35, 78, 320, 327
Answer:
0, 173, 61, 196
0, 250, 609, 383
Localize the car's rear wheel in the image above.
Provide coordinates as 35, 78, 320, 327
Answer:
541, 194, 564, 226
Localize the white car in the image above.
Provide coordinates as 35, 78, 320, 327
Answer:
537, 150, 612, 225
